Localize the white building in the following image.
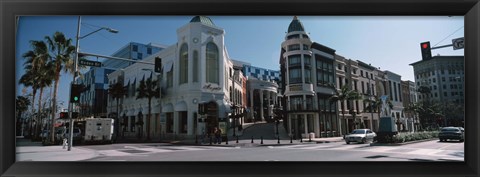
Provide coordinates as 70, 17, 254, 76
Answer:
107, 16, 245, 141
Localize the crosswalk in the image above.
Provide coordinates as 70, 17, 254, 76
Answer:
98, 145, 236, 157
271, 144, 464, 160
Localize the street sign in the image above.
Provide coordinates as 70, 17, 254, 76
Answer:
79, 59, 102, 67
452, 37, 464, 50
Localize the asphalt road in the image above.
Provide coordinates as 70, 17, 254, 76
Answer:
80, 139, 464, 161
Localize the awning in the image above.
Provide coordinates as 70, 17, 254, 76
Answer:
216, 100, 232, 118
162, 103, 174, 113
175, 101, 188, 111
164, 62, 173, 73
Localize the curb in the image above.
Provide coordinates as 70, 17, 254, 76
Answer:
370, 138, 438, 146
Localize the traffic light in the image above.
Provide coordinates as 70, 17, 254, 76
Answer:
60, 112, 69, 119
420, 41, 432, 60
70, 84, 82, 103
154, 57, 162, 73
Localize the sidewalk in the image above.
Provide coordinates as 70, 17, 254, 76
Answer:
16, 138, 98, 161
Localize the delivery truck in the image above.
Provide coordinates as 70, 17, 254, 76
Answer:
77, 118, 115, 144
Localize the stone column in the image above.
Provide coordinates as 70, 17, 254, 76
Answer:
304, 114, 308, 138
250, 89, 254, 121
260, 90, 264, 121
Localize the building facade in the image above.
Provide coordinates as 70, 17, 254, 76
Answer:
280, 16, 339, 139
103, 42, 166, 69
107, 16, 246, 141
410, 55, 465, 127
384, 70, 404, 130
78, 42, 164, 119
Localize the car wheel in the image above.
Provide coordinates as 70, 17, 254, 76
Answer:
362, 138, 366, 144
460, 139, 464, 142
439, 139, 443, 142
346, 141, 350, 144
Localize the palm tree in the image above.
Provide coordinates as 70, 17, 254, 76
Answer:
136, 74, 160, 141
20, 40, 50, 138
44, 31, 76, 144
364, 96, 394, 119
33, 62, 56, 138
108, 82, 127, 140
329, 85, 362, 135
16, 96, 31, 136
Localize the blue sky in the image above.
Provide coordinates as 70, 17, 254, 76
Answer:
16, 16, 464, 110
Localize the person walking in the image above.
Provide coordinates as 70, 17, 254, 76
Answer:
214, 127, 222, 144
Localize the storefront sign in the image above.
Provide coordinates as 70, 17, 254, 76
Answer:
203, 84, 222, 92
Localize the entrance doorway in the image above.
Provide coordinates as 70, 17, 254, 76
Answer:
205, 101, 218, 135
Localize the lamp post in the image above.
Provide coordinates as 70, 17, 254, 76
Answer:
68, 16, 118, 151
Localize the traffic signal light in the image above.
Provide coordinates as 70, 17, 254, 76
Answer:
154, 57, 162, 73
420, 41, 432, 60
60, 112, 69, 119
70, 84, 82, 103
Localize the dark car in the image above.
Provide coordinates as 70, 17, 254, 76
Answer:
439, 127, 464, 142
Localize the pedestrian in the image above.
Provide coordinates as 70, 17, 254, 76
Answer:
214, 127, 222, 144
201, 128, 206, 144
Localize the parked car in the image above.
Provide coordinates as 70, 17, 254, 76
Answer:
40, 130, 50, 139
64, 127, 82, 143
345, 129, 376, 144
439, 127, 464, 142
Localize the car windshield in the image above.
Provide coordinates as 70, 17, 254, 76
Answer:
441, 128, 459, 132
351, 129, 366, 134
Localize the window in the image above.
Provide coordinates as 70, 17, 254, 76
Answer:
442, 77, 445, 82
287, 34, 300, 39
444, 92, 447, 96
288, 55, 301, 67
304, 69, 311, 83
289, 96, 303, 111
137, 53, 143, 59
443, 85, 446, 89
304, 55, 311, 67
303, 44, 309, 50
434, 93, 438, 97
206, 42, 219, 84
132, 45, 138, 52
179, 111, 187, 133
166, 113, 173, 133
288, 44, 300, 51
179, 43, 188, 84
361, 70, 364, 77
167, 69, 173, 88
338, 64, 342, 70
193, 50, 199, 82
147, 47, 152, 54
289, 69, 302, 84
434, 85, 437, 90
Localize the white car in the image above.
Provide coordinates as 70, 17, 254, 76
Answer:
345, 129, 376, 144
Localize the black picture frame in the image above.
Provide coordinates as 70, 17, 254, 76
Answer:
1, 0, 479, 176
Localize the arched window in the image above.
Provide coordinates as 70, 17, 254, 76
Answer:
206, 42, 219, 84
179, 43, 188, 84
193, 50, 199, 82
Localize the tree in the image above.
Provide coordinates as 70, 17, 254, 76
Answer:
108, 82, 127, 140
44, 31, 76, 144
20, 40, 50, 138
329, 85, 362, 134
16, 96, 31, 135
364, 96, 393, 117
136, 74, 160, 141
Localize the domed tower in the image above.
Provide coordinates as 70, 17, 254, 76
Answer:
280, 16, 316, 139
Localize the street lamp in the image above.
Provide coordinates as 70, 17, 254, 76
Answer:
67, 16, 118, 151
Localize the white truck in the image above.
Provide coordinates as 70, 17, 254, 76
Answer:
80, 118, 115, 144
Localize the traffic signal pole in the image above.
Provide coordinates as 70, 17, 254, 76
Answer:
68, 16, 82, 151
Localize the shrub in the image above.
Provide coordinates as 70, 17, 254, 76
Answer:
390, 131, 438, 143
